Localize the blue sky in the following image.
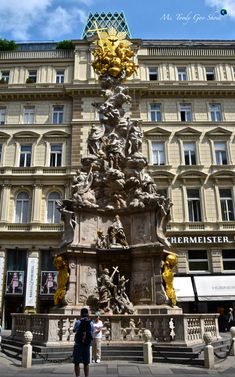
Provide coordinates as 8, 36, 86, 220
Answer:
1, 0, 235, 42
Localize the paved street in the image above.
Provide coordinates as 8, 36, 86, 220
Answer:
0, 352, 235, 377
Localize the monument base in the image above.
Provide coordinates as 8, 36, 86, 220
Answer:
135, 305, 183, 315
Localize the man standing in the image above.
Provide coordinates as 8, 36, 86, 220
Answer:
92, 312, 103, 363
73, 308, 94, 377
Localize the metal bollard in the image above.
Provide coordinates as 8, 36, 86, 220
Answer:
203, 332, 214, 369
22, 331, 33, 368
143, 329, 153, 364
230, 327, 235, 356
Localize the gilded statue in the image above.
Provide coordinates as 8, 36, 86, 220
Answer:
53, 256, 69, 306
90, 26, 138, 78
162, 253, 178, 307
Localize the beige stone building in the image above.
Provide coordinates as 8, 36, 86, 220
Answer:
1, 38, 235, 328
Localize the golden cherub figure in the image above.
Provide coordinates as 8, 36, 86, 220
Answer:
90, 26, 138, 79
53, 255, 69, 306
162, 253, 178, 307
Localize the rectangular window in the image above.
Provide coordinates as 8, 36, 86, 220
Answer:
19, 145, 32, 167
23, 106, 35, 124
219, 189, 235, 221
180, 104, 192, 122
56, 70, 65, 84
187, 189, 202, 222
152, 142, 165, 165
52, 105, 64, 124
148, 67, 158, 81
188, 250, 209, 271
222, 250, 235, 270
150, 103, 161, 122
50, 144, 62, 167
27, 70, 37, 83
0, 107, 6, 125
158, 188, 168, 197
177, 67, 187, 81
214, 142, 228, 165
1, 70, 10, 83
209, 103, 222, 122
206, 67, 215, 81
184, 142, 196, 165
0, 144, 2, 162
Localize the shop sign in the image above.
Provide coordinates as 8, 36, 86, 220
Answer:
169, 235, 235, 244
25, 258, 38, 307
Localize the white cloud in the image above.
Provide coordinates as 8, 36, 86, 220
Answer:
205, 0, 235, 18
0, 0, 90, 41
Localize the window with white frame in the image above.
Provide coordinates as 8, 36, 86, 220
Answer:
188, 250, 209, 271
0, 107, 6, 124
150, 103, 161, 122
214, 142, 228, 165
222, 250, 235, 270
23, 106, 35, 124
52, 105, 64, 124
177, 67, 187, 81
184, 142, 196, 165
47, 192, 61, 223
19, 145, 32, 167
187, 189, 202, 222
152, 142, 165, 165
209, 103, 222, 121
27, 70, 37, 83
1, 70, 10, 83
180, 103, 192, 121
15, 192, 30, 223
148, 67, 158, 81
56, 70, 65, 83
50, 144, 62, 167
205, 67, 215, 80
219, 189, 235, 221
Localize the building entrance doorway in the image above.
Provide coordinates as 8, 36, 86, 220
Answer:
4, 296, 24, 329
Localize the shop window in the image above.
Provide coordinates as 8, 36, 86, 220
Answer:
222, 250, 235, 270
187, 189, 202, 222
15, 192, 30, 223
188, 250, 209, 271
47, 192, 61, 223
219, 189, 235, 221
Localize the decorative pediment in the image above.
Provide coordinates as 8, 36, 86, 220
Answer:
175, 127, 201, 138
205, 127, 232, 138
210, 170, 235, 179
0, 131, 10, 139
144, 126, 171, 139
178, 170, 207, 180
13, 131, 40, 139
43, 130, 70, 138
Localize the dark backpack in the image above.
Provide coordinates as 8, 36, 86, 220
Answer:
75, 319, 93, 345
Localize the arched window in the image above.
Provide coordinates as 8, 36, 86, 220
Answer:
47, 192, 61, 223
15, 192, 30, 223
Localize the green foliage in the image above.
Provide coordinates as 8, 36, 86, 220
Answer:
56, 40, 74, 50
0, 39, 17, 51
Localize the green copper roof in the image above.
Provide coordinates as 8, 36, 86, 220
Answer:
82, 12, 131, 39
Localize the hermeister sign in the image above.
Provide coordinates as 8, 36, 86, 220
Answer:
169, 235, 235, 244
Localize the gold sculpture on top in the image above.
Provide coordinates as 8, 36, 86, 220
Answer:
53, 255, 69, 306
90, 24, 138, 78
162, 253, 178, 307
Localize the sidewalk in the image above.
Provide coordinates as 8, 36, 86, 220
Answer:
0, 352, 235, 377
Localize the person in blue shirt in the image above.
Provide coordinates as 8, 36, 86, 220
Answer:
73, 307, 95, 377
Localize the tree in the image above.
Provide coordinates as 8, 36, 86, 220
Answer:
0, 39, 17, 51
56, 40, 74, 50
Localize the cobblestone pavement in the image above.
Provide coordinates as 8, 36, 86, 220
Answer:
0, 352, 235, 377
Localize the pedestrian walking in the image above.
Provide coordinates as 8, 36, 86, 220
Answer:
73, 307, 94, 377
92, 311, 103, 363
226, 308, 234, 330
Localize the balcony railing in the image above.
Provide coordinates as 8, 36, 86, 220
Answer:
0, 50, 74, 60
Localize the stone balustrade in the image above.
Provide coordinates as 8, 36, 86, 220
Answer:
11, 313, 220, 346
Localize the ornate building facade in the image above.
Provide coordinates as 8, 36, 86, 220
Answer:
1, 36, 235, 328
